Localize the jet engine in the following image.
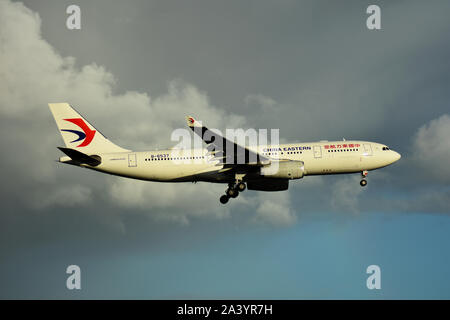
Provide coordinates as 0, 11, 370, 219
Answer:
260, 160, 305, 179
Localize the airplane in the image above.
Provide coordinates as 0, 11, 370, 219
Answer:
48, 103, 401, 204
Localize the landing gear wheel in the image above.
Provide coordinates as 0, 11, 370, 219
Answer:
360, 179, 367, 187
226, 188, 237, 198
220, 195, 229, 204
237, 182, 246, 192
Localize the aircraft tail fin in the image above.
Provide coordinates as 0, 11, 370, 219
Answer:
48, 103, 129, 154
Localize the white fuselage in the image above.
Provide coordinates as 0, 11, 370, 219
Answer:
64, 140, 401, 183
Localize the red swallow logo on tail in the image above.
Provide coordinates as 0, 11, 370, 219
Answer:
61, 118, 96, 147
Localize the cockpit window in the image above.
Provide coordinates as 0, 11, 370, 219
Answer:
382, 146, 390, 151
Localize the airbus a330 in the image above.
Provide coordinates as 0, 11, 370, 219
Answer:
49, 103, 401, 204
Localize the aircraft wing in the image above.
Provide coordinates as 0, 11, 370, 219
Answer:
186, 116, 270, 166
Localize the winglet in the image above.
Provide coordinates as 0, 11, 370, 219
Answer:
185, 116, 202, 128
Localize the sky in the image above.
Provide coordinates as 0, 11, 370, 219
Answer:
0, 0, 450, 299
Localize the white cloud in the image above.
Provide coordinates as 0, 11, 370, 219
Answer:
245, 94, 277, 112
32, 184, 92, 209
109, 178, 232, 224
412, 114, 450, 182
252, 192, 297, 226
0, 0, 294, 227
331, 175, 364, 214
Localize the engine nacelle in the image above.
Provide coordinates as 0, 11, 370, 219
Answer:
260, 160, 305, 179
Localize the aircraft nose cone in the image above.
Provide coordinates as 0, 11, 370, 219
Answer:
392, 151, 401, 162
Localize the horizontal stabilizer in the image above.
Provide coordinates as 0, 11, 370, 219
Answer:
57, 147, 102, 166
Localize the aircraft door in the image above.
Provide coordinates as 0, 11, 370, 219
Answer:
128, 153, 137, 167
313, 145, 322, 158
363, 144, 373, 156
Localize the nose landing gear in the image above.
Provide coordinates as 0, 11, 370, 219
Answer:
360, 170, 368, 187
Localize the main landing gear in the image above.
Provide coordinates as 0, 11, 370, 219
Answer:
220, 195, 230, 204
360, 170, 368, 187
220, 180, 246, 204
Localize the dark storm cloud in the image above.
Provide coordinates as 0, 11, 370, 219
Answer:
0, 0, 448, 229
0, 0, 296, 228
21, 0, 450, 143
1, 0, 450, 298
